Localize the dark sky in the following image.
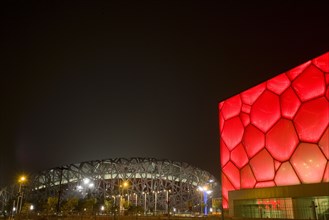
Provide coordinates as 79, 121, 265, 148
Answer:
1, 0, 328, 187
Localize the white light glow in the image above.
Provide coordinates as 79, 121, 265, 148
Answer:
83, 178, 90, 184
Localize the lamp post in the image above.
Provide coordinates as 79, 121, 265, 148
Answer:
12, 201, 16, 218
112, 195, 116, 207
198, 186, 212, 215
16, 175, 27, 214
143, 192, 147, 215
100, 205, 105, 215
134, 193, 138, 206
119, 180, 129, 214
198, 187, 203, 214
165, 189, 171, 215
204, 190, 212, 215
56, 167, 70, 215
152, 191, 158, 215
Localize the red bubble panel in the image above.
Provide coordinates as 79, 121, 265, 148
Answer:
221, 95, 241, 120
274, 160, 281, 171
286, 61, 311, 81
319, 127, 329, 160
294, 97, 329, 142
291, 143, 327, 184
243, 125, 265, 158
292, 64, 326, 101
220, 140, 230, 167
255, 181, 275, 188
266, 119, 299, 161
267, 73, 290, 95
241, 82, 266, 105
274, 162, 300, 186
250, 149, 275, 182
219, 114, 225, 133
240, 112, 250, 127
221, 173, 236, 207
231, 143, 249, 168
250, 90, 281, 132
323, 162, 329, 182
221, 117, 244, 150
241, 165, 256, 189
223, 161, 240, 189
280, 87, 301, 119
312, 52, 329, 72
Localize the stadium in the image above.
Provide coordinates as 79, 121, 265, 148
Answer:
1, 157, 218, 216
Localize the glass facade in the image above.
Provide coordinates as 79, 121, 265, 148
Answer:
234, 196, 329, 219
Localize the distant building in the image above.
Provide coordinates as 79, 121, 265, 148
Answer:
1, 158, 217, 216
219, 52, 329, 218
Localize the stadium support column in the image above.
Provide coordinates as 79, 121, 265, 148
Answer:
56, 167, 68, 215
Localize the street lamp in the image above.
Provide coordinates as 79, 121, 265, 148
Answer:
153, 191, 158, 215
134, 193, 138, 206
79, 178, 95, 197
16, 175, 27, 214
119, 180, 129, 213
100, 205, 105, 214
164, 189, 171, 215
142, 192, 147, 215
198, 186, 212, 215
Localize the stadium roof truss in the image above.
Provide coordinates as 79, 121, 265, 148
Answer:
1, 158, 217, 212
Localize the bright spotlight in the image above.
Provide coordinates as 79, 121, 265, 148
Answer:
83, 178, 90, 184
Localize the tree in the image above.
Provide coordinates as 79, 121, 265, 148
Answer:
61, 197, 78, 215
126, 205, 143, 215
46, 197, 58, 215
19, 202, 33, 216
212, 198, 221, 213
78, 198, 96, 215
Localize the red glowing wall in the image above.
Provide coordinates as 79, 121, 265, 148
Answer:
219, 52, 329, 209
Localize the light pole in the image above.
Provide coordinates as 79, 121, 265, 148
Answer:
198, 186, 212, 215
16, 175, 27, 214
82, 178, 95, 197
143, 192, 147, 215
204, 190, 212, 215
56, 167, 70, 215
112, 195, 116, 207
153, 191, 158, 215
118, 180, 129, 214
198, 187, 203, 214
28, 204, 34, 219
79, 178, 95, 214
134, 193, 138, 206
165, 189, 171, 215
100, 205, 105, 215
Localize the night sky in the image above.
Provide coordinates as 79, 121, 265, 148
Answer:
1, 0, 328, 187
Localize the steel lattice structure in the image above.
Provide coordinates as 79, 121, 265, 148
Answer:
1, 158, 217, 214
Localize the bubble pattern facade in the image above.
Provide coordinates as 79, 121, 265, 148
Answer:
219, 52, 329, 209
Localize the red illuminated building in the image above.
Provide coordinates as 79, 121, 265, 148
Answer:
219, 52, 329, 218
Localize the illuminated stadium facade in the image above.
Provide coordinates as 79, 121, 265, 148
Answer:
219, 52, 329, 218
1, 157, 217, 215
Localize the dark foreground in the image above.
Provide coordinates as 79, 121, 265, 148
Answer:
1, 215, 228, 220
